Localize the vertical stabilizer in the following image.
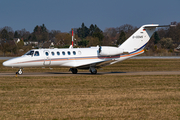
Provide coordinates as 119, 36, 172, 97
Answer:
119, 24, 159, 53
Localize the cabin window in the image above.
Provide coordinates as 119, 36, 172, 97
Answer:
34, 51, 39, 56
67, 51, 71, 55
62, 51, 65, 55
25, 50, 34, 56
57, 51, 60, 55
73, 51, 76, 55
51, 52, 55, 56
45, 52, 49, 56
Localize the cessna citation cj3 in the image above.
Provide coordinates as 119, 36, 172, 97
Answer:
3, 24, 174, 74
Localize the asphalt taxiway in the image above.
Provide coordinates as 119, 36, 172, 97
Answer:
0, 71, 180, 77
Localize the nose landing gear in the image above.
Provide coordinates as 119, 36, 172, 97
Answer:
16, 68, 23, 75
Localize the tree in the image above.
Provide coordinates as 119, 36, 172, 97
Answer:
117, 30, 126, 45
33, 24, 49, 42
42, 32, 49, 41
33, 25, 40, 34
104, 27, 117, 39
159, 38, 173, 49
88, 24, 104, 44
116, 24, 137, 38
11, 45, 18, 55
78, 39, 89, 47
0, 40, 9, 56
166, 22, 180, 43
55, 33, 71, 47
76, 23, 104, 46
41, 24, 47, 33
17, 39, 24, 49
154, 31, 160, 44
0, 39, 17, 56
89, 24, 95, 36
92, 32, 104, 43
1, 29, 9, 40
14, 31, 20, 38
32, 34, 37, 41
49, 30, 61, 40
16, 28, 30, 41
77, 23, 89, 39
2, 26, 14, 40
86, 36, 99, 46
103, 27, 118, 46
102, 36, 112, 46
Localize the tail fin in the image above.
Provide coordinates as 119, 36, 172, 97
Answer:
119, 24, 159, 53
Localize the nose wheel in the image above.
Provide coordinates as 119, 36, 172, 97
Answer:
16, 68, 23, 75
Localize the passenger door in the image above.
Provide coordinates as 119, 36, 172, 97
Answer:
43, 50, 51, 65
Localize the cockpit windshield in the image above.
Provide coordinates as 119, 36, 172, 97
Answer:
25, 50, 34, 56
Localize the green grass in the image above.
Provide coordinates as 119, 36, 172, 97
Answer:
0, 75, 180, 119
0, 59, 180, 119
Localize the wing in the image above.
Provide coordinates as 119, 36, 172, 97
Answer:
76, 59, 117, 69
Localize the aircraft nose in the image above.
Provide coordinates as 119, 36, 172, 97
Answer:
3, 60, 11, 67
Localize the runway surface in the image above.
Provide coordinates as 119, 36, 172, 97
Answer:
0, 71, 180, 77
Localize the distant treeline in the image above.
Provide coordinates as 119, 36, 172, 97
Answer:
0, 21, 180, 56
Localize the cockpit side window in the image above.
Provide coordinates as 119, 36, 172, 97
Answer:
34, 51, 40, 56
25, 50, 34, 56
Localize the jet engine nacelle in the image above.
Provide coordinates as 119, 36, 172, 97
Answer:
99, 46, 124, 56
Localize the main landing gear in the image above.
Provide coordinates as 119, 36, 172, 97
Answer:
89, 67, 97, 74
69, 68, 78, 74
69, 67, 97, 74
16, 68, 23, 75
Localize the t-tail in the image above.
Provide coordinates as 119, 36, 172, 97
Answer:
119, 24, 175, 54
98, 24, 174, 57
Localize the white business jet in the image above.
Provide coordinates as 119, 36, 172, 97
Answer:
3, 24, 174, 74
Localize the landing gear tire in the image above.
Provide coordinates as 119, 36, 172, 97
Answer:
17, 68, 23, 75
90, 68, 97, 74
69, 68, 78, 74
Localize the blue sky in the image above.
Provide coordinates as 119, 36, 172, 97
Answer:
0, 0, 179, 33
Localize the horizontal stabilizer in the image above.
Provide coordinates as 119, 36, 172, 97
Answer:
144, 24, 176, 28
